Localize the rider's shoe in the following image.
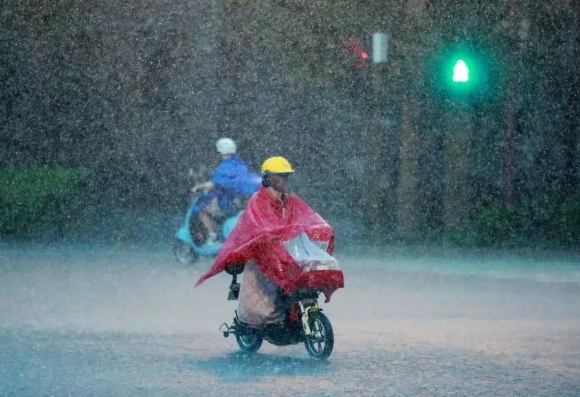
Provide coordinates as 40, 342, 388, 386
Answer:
204, 232, 219, 246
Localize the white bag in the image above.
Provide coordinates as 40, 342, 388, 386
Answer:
284, 232, 339, 272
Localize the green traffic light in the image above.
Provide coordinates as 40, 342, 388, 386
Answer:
452, 59, 469, 83
430, 44, 498, 104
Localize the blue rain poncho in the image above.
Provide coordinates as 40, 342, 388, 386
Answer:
193, 155, 261, 216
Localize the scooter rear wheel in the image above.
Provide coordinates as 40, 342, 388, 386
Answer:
173, 240, 199, 265
235, 330, 263, 353
304, 311, 334, 359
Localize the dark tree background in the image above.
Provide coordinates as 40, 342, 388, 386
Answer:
1, 0, 578, 245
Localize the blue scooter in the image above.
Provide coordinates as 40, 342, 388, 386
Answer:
173, 192, 243, 265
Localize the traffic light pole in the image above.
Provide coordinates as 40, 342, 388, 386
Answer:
442, 99, 474, 233
504, 0, 520, 208
361, 61, 391, 237
394, 0, 427, 240
360, 30, 401, 239
505, 69, 516, 208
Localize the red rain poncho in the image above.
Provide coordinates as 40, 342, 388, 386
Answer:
195, 187, 344, 301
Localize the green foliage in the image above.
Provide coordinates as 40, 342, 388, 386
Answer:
472, 202, 521, 247
556, 199, 580, 246
455, 195, 580, 248
519, 192, 580, 247
445, 227, 481, 248
0, 167, 90, 237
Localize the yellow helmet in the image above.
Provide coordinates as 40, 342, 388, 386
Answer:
261, 156, 294, 175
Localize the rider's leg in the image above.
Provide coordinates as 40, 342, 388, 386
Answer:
199, 211, 216, 235
199, 197, 222, 244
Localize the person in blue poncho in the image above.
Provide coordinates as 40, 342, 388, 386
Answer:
191, 138, 261, 245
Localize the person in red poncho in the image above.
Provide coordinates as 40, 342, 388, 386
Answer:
195, 156, 344, 329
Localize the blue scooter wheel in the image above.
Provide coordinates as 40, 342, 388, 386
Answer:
173, 239, 199, 265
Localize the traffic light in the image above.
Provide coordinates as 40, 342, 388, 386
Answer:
444, 54, 479, 95
452, 59, 469, 83
427, 44, 498, 106
346, 37, 370, 68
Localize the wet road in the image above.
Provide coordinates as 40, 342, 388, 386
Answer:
1, 243, 579, 396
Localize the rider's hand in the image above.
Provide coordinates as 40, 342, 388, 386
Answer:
192, 181, 214, 193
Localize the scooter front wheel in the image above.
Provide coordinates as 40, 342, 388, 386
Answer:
173, 239, 199, 265
304, 311, 334, 359
235, 330, 263, 353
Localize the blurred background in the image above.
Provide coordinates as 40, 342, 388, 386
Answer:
1, 0, 578, 248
